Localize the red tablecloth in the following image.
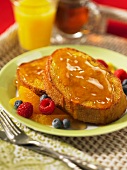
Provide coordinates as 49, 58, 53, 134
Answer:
0, 0, 127, 38
0, 0, 15, 34
93, 0, 127, 38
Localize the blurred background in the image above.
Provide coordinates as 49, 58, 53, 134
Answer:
0, 0, 127, 38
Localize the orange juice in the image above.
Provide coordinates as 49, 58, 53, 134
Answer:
12, 0, 57, 50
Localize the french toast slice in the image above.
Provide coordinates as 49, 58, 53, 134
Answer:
17, 56, 48, 96
43, 48, 127, 125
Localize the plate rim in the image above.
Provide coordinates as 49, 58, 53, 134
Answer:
0, 45, 127, 137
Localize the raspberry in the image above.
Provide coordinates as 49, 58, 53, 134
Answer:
39, 98, 55, 115
17, 102, 33, 118
97, 59, 108, 68
114, 69, 127, 82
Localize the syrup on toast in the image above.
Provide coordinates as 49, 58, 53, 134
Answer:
43, 48, 127, 125
17, 56, 48, 96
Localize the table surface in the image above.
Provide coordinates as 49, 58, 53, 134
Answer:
0, 24, 127, 170
1, 0, 127, 38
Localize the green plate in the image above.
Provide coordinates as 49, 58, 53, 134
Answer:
0, 45, 127, 137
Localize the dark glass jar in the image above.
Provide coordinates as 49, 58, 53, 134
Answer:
55, 0, 100, 38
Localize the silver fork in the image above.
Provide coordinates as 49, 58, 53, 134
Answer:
0, 108, 110, 170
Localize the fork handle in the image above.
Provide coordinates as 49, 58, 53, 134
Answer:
27, 143, 110, 170
42, 149, 110, 170
28, 145, 86, 170
57, 155, 82, 170
24, 145, 82, 170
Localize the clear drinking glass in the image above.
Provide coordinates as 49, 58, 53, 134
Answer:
52, 0, 101, 44
11, 0, 58, 50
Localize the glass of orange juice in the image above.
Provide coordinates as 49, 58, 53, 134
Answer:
11, 0, 58, 50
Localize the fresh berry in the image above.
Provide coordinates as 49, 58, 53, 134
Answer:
52, 118, 63, 129
122, 79, 127, 95
40, 94, 49, 101
122, 79, 127, 86
39, 98, 55, 115
14, 100, 23, 109
122, 85, 127, 95
97, 59, 108, 68
63, 119, 70, 129
114, 69, 127, 82
17, 102, 33, 118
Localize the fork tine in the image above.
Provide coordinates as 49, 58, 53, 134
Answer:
0, 109, 20, 136
3, 110, 21, 134
0, 110, 15, 139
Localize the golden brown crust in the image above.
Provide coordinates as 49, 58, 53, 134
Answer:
17, 56, 48, 96
43, 48, 127, 125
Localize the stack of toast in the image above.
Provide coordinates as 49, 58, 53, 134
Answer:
17, 48, 127, 125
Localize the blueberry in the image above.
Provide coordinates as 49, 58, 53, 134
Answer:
123, 85, 127, 95
122, 79, 127, 86
40, 94, 48, 101
52, 118, 63, 129
14, 100, 23, 109
63, 119, 70, 129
